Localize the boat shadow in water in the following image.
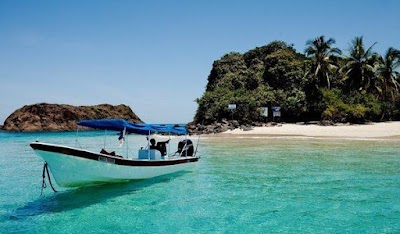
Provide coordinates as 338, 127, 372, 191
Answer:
8, 171, 190, 220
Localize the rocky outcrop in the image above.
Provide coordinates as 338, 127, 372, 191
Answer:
2, 103, 143, 132
187, 118, 261, 134
186, 118, 286, 135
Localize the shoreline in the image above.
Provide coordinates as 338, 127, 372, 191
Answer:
205, 121, 400, 140
2, 121, 400, 141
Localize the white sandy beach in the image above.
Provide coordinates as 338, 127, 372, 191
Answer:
216, 121, 400, 139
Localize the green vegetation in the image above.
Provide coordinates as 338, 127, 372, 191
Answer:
194, 37, 400, 124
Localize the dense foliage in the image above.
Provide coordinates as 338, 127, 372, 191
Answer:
194, 38, 400, 124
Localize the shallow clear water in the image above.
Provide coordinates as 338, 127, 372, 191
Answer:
0, 132, 399, 233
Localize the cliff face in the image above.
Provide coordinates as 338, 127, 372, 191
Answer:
2, 103, 143, 132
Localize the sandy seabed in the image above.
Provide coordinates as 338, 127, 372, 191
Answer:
209, 121, 400, 140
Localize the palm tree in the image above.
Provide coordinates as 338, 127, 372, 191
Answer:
340, 36, 380, 92
377, 47, 400, 102
305, 35, 342, 89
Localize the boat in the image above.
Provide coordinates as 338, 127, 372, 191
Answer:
30, 119, 200, 188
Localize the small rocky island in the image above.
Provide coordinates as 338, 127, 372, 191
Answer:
2, 103, 142, 132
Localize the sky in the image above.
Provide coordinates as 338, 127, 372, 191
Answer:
0, 0, 399, 124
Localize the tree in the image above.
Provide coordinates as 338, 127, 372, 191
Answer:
263, 49, 305, 91
305, 35, 342, 89
377, 47, 400, 102
340, 36, 380, 92
375, 47, 400, 120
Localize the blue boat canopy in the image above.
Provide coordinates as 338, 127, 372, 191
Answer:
77, 119, 187, 135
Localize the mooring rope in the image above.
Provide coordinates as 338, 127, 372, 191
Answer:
40, 162, 57, 196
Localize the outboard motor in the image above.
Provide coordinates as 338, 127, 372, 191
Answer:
177, 139, 194, 156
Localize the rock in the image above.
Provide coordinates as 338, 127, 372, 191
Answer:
206, 125, 215, 131
240, 124, 253, 131
2, 103, 142, 132
253, 122, 263, 127
186, 122, 197, 130
231, 120, 240, 128
198, 125, 205, 131
220, 126, 229, 132
187, 119, 264, 135
304, 121, 319, 125
319, 120, 335, 126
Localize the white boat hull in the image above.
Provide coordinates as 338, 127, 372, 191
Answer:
31, 142, 198, 187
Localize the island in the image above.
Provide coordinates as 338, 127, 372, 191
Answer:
189, 37, 400, 134
1, 103, 142, 132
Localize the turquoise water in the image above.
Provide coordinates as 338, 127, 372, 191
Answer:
1, 132, 400, 233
